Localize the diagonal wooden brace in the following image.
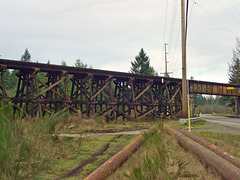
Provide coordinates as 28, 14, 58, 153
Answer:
133, 80, 153, 101
137, 107, 158, 120
30, 68, 40, 79
90, 76, 112, 100
168, 86, 181, 104
38, 80, 65, 98
37, 75, 66, 97
101, 107, 116, 117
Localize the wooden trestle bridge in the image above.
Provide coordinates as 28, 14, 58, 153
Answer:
0, 59, 240, 120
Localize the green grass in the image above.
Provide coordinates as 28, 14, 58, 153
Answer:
194, 131, 240, 142
0, 100, 151, 179
38, 135, 113, 179
193, 131, 240, 158
37, 134, 136, 179
0, 101, 75, 180
74, 135, 136, 179
122, 123, 189, 180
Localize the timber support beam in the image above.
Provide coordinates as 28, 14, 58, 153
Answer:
1, 59, 240, 120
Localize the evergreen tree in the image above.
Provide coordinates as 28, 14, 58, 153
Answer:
130, 48, 157, 76
75, 59, 87, 68
194, 94, 207, 107
61, 60, 67, 66
228, 38, 240, 111
217, 96, 229, 106
20, 48, 31, 62
228, 38, 240, 85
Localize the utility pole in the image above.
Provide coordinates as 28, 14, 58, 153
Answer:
181, 0, 188, 118
161, 43, 173, 77
164, 43, 169, 77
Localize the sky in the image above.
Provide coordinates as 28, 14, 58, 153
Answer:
1, 0, 240, 83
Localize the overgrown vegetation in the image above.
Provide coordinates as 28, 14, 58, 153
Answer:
109, 121, 220, 180
0, 101, 150, 179
0, 101, 82, 179
123, 127, 187, 179
0, 100, 236, 180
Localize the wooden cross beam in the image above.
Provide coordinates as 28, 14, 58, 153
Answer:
168, 86, 181, 104
133, 80, 153, 101
37, 74, 66, 97
137, 107, 158, 120
90, 76, 112, 100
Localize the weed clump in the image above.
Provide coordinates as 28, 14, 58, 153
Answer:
117, 120, 220, 180
123, 125, 188, 179
0, 101, 76, 179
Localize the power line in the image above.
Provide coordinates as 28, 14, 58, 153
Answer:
168, 0, 179, 74
188, 0, 196, 25
163, 0, 169, 44
170, 25, 181, 75
161, 0, 169, 73
217, 0, 240, 26
193, 1, 239, 37
233, 0, 240, 9
226, 0, 240, 17
185, 0, 189, 41
169, 0, 194, 78
168, 0, 178, 53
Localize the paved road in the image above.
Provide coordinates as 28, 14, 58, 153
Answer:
201, 114, 240, 127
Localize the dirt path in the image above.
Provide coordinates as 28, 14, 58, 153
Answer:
57, 129, 147, 138
59, 135, 124, 179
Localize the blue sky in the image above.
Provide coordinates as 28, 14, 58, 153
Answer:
1, 0, 240, 83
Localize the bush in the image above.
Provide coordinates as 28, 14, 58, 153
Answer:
0, 101, 68, 179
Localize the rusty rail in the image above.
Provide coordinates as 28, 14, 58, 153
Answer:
163, 125, 240, 180
173, 127, 240, 169
84, 126, 158, 180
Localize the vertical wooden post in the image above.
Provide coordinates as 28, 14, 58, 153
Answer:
181, 0, 188, 118
131, 81, 138, 119
237, 97, 240, 115
30, 77, 35, 117
64, 73, 69, 115
26, 74, 30, 114
1, 72, 7, 98
34, 74, 43, 118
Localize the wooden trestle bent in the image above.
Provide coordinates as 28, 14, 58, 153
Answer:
0, 59, 240, 119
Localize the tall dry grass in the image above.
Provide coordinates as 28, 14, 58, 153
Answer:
0, 101, 75, 179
